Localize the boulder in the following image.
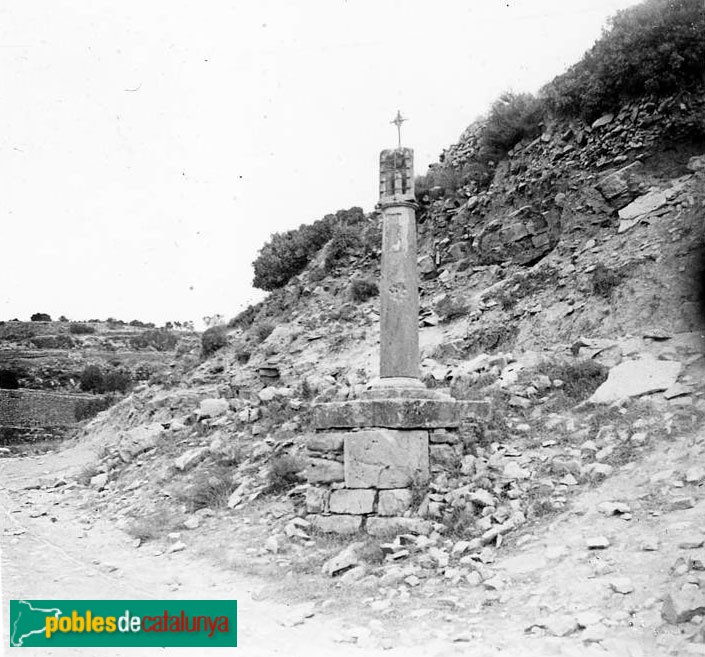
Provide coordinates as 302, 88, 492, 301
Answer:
174, 446, 209, 471
118, 424, 164, 462
588, 356, 682, 404
687, 155, 705, 172
475, 206, 555, 266
418, 255, 437, 278
618, 189, 668, 221
321, 542, 365, 577
591, 113, 614, 129
90, 473, 108, 490
198, 398, 229, 418
662, 590, 705, 624
596, 161, 645, 209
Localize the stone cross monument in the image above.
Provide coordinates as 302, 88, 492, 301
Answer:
303, 116, 489, 535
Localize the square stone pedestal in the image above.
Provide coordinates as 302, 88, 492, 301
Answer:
304, 395, 489, 535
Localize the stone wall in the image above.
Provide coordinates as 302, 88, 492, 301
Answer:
0, 389, 92, 428
306, 427, 464, 535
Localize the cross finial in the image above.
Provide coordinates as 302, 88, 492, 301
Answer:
391, 110, 407, 149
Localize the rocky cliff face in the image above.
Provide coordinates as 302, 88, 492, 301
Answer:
23, 84, 705, 656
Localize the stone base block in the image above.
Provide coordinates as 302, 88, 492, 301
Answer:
312, 398, 489, 429
377, 489, 413, 516
306, 457, 344, 483
306, 432, 345, 453
344, 429, 429, 488
305, 487, 330, 514
329, 489, 376, 515
307, 514, 363, 535
366, 517, 433, 537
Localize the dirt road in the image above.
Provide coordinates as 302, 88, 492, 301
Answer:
1, 445, 417, 657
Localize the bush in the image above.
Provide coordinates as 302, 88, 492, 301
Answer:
201, 325, 229, 357
0, 370, 20, 389
542, 0, 705, 120
481, 92, 542, 159
592, 264, 623, 297
537, 360, 608, 403
79, 365, 104, 393
252, 321, 275, 344
69, 323, 96, 335
323, 225, 363, 272
349, 278, 379, 303
29, 334, 75, 349
252, 207, 365, 291
266, 454, 304, 494
74, 395, 114, 421
103, 368, 132, 393
30, 312, 51, 322
129, 329, 178, 351
178, 466, 237, 512
227, 302, 262, 330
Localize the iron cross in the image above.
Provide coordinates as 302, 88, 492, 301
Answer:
391, 110, 407, 148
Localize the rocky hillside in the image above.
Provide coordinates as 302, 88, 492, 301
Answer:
0, 320, 199, 392
17, 2, 705, 653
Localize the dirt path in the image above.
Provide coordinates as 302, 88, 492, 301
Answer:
2, 431, 704, 657
1, 446, 413, 657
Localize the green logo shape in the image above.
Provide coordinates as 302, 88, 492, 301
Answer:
10, 600, 237, 648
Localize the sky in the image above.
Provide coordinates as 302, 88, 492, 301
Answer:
1, 0, 644, 327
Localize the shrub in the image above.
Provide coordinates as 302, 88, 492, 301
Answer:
542, 0, 705, 120
178, 466, 237, 512
227, 302, 262, 330
125, 509, 177, 542
69, 323, 96, 335
252, 207, 365, 291
30, 312, 51, 322
592, 264, 623, 297
481, 92, 542, 160
75, 464, 100, 486
252, 321, 275, 344
537, 360, 608, 403
134, 363, 156, 381
29, 334, 75, 349
74, 395, 114, 421
266, 454, 304, 494
129, 329, 178, 351
79, 365, 104, 393
323, 225, 363, 272
0, 370, 20, 389
201, 325, 229, 357
103, 368, 133, 393
349, 278, 379, 303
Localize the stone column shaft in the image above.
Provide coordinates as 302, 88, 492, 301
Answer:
379, 202, 419, 380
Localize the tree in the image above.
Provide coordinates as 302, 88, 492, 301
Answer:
252, 207, 365, 291
80, 365, 104, 393
203, 314, 225, 328
30, 313, 51, 322
0, 370, 20, 389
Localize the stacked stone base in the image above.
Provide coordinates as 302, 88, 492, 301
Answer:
304, 396, 489, 535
